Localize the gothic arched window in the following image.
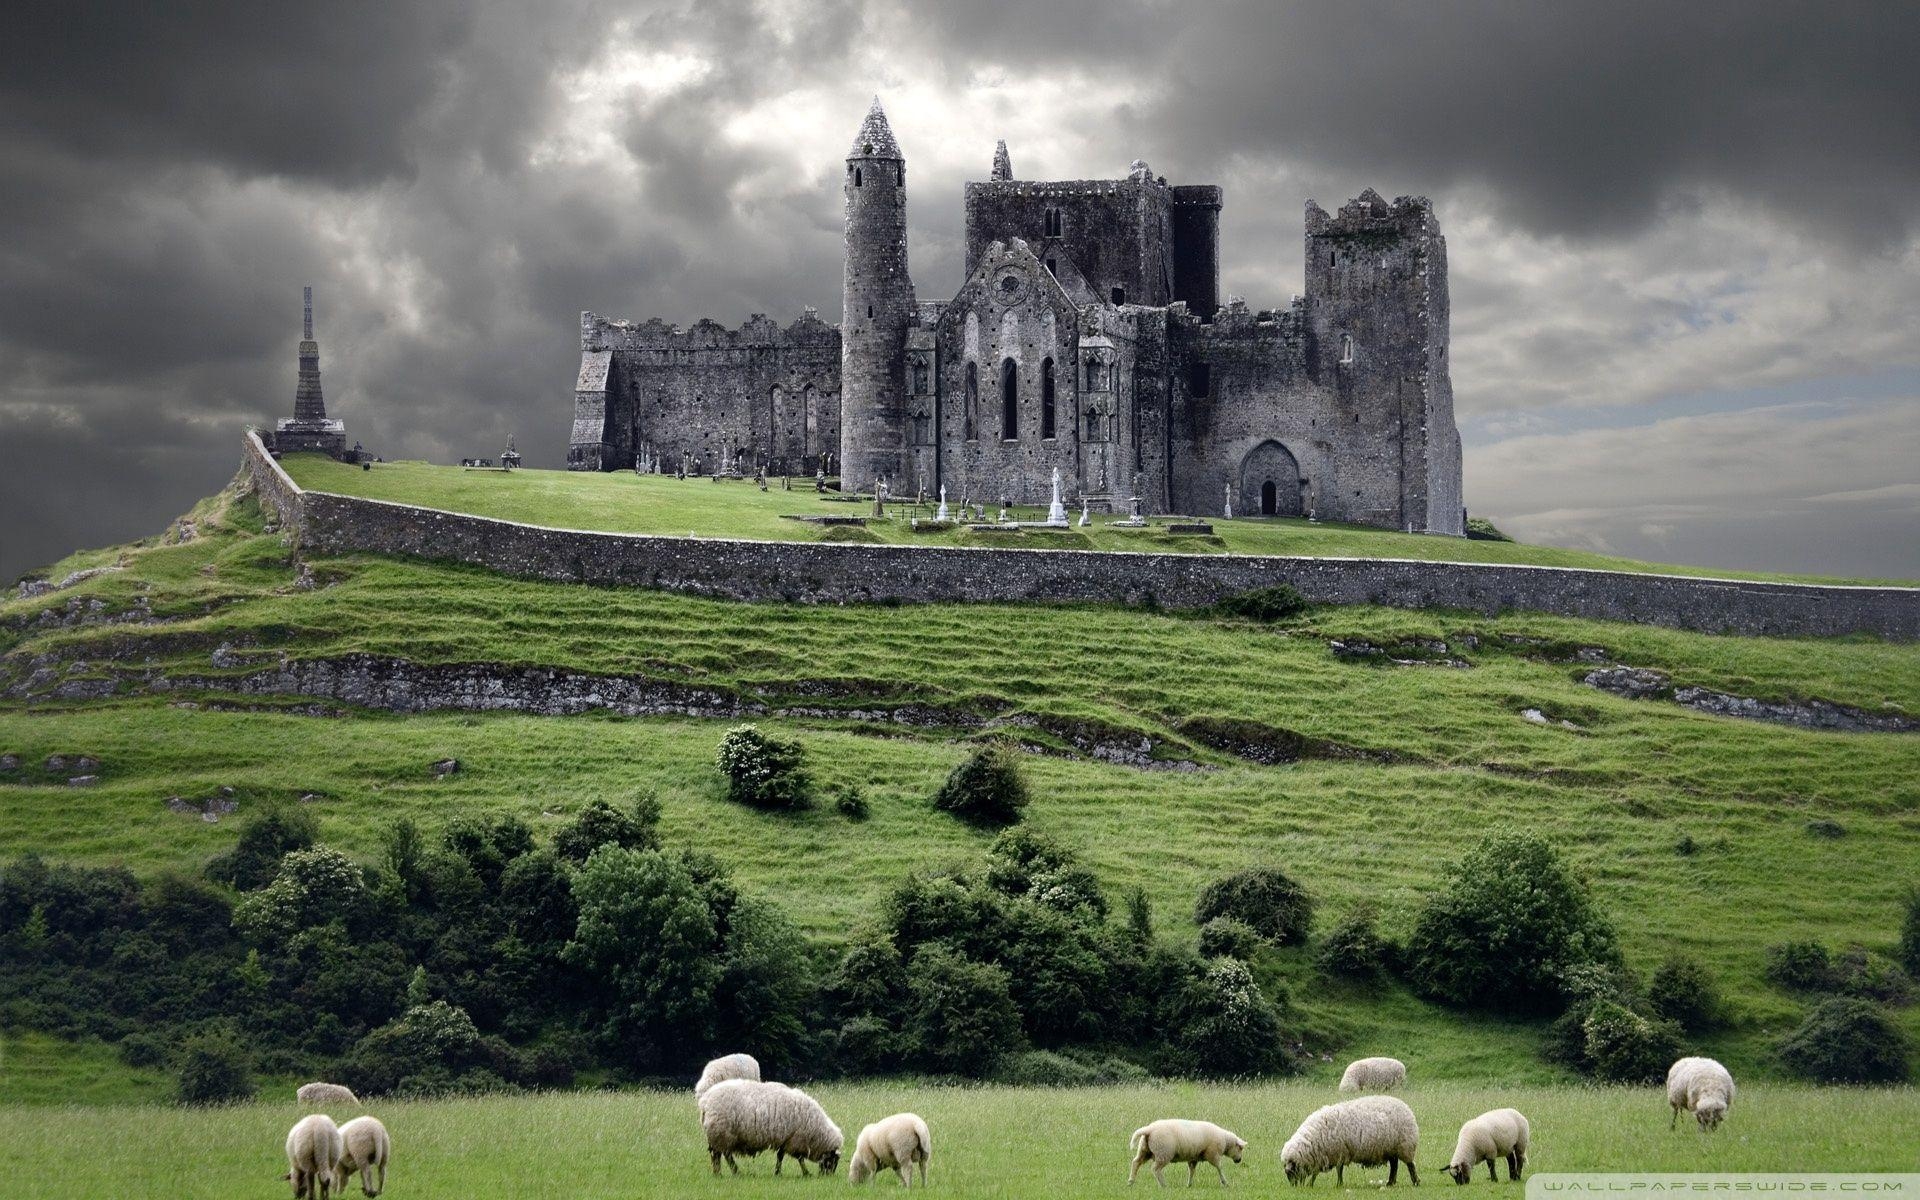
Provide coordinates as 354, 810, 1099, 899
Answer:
1001, 358, 1019, 440
1041, 358, 1056, 439
965, 362, 978, 440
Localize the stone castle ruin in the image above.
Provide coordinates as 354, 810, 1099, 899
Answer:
568, 98, 1463, 533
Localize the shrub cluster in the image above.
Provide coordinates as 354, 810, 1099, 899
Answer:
1194, 866, 1314, 947
1406, 833, 1620, 1013
715, 726, 814, 811
1765, 939, 1914, 1003
825, 829, 1296, 1079
1316, 905, 1393, 981
931, 744, 1029, 826
1544, 963, 1686, 1084
1645, 954, 1722, 1034
1775, 997, 1910, 1084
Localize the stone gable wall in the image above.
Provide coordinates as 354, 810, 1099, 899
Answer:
242, 432, 1919, 640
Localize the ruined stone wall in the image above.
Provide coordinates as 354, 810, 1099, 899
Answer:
570, 311, 840, 475
245, 430, 1919, 640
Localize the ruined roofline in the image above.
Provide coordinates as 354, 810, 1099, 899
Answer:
963, 175, 1188, 198
580, 308, 838, 349
1305, 189, 1438, 236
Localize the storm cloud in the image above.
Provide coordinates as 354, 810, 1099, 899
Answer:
3, 0, 1917, 581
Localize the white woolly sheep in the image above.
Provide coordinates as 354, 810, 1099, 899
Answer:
698, 1078, 844, 1176
694, 1052, 762, 1099
1282, 1095, 1420, 1187
849, 1112, 932, 1187
1338, 1057, 1407, 1093
1128, 1118, 1247, 1188
297, 1082, 359, 1108
1446, 1109, 1529, 1184
285, 1113, 344, 1200
1667, 1056, 1735, 1132
333, 1115, 390, 1198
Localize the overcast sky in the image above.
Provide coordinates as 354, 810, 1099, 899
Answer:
3, 0, 1917, 582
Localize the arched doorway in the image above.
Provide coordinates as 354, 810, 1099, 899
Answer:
1240, 441, 1302, 518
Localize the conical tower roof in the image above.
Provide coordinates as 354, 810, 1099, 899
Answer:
848, 95, 902, 160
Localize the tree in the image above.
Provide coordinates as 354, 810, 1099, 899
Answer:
1406, 833, 1620, 1012
553, 795, 662, 864
905, 943, 1024, 1074
1647, 955, 1722, 1033
715, 726, 813, 811
1163, 956, 1290, 1076
204, 802, 318, 891
233, 847, 372, 944
562, 846, 722, 1065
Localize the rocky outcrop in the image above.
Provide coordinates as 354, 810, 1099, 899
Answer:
1583, 666, 1916, 733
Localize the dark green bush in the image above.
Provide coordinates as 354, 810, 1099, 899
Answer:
336, 1000, 493, 1096
1577, 999, 1685, 1083
1831, 946, 1913, 1005
1406, 833, 1620, 1013
1647, 955, 1722, 1033
1214, 584, 1310, 622
174, 1031, 255, 1105
931, 744, 1029, 826
1194, 866, 1314, 946
834, 784, 870, 821
995, 1048, 1150, 1086
905, 944, 1024, 1075
1902, 887, 1920, 978
553, 795, 662, 864
1317, 904, 1390, 980
984, 827, 1106, 918
204, 802, 319, 891
715, 726, 814, 811
1199, 916, 1262, 960
1776, 997, 1911, 1083
1765, 940, 1835, 991
1162, 956, 1291, 1077
118, 1031, 167, 1068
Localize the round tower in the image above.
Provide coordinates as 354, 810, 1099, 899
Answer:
840, 96, 914, 492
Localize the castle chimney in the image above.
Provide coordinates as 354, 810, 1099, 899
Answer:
992, 140, 1013, 181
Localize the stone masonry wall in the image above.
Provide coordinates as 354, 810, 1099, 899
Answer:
241, 432, 1919, 640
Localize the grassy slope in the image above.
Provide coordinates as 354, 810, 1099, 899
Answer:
4, 1082, 1919, 1198
278, 454, 1916, 587
1, 482, 1918, 1102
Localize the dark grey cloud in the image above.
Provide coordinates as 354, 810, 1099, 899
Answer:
3, 0, 1918, 583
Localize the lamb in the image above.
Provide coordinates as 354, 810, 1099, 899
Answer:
694, 1052, 762, 1099
697, 1078, 843, 1176
333, 1115, 390, 1198
297, 1082, 359, 1108
849, 1112, 932, 1188
1128, 1118, 1247, 1188
1667, 1056, 1735, 1132
1281, 1095, 1420, 1187
1338, 1057, 1407, 1093
285, 1113, 344, 1200
1446, 1109, 1529, 1184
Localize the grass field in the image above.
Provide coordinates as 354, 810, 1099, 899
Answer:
275, 454, 1916, 587
3, 1081, 1917, 1198
3, 482, 1917, 1103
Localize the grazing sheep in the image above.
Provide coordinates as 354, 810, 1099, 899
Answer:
297, 1082, 359, 1108
1667, 1057, 1736, 1132
285, 1114, 344, 1200
1338, 1057, 1407, 1093
694, 1052, 762, 1099
849, 1112, 932, 1188
1282, 1096, 1420, 1187
1446, 1109, 1529, 1184
698, 1078, 843, 1176
1128, 1119, 1247, 1188
333, 1115, 390, 1198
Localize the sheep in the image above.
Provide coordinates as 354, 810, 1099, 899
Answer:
1282, 1095, 1420, 1187
849, 1112, 932, 1188
333, 1115, 390, 1198
1338, 1057, 1407, 1093
1446, 1109, 1529, 1184
1128, 1119, 1247, 1188
694, 1052, 762, 1099
285, 1113, 344, 1200
698, 1078, 843, 1176
1667, 1056, 1735, 1132
297, 1082, 359, 1108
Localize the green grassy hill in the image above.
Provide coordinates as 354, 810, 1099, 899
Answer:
1, 475, 1917, 1106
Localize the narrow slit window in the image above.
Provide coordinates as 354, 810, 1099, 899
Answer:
854, 167, 862, 187
1189, 362, 1210, 398
965, 362, 977, 439
1041, 358, 1056, 439
1001, 358, 1019, 439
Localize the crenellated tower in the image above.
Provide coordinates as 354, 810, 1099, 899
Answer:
839, 96, 915, 491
